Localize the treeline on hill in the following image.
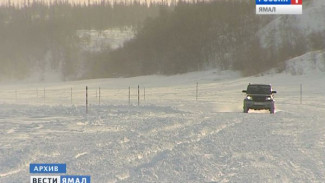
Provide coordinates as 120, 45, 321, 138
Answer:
1, 0, 324, 81
0, 1, 164, 81
88, 0, 325, 78
88, 0, 267, 78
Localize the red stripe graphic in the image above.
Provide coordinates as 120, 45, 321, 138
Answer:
291, 0, 302, 5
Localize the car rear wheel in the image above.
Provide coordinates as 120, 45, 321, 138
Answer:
243, 107, 249, 113
270, 108, 275, 114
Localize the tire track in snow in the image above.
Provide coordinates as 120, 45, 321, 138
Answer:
122, 112, 244, 182
75, 152, 88, 159
0, 168, 22, 178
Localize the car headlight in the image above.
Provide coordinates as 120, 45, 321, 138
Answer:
246, 96, 252, 100
266, 97, 272, 100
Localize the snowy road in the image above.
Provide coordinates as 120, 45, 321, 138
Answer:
0, 71, 325, 182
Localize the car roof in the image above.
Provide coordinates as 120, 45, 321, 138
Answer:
248, 84, 271, 86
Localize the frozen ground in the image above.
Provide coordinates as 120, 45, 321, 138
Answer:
0, 61, 325, 182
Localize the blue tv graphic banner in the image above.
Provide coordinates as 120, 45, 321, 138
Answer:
256, 0, 291, 5
256, 0, 302, 14
30, 163, 67, 174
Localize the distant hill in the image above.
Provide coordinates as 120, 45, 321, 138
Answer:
87, 0, 325, 79
284, 50, 325, 75
0, 1, 163, 82
258, 0, 325, 51
256, 0, 325, 75
1, 0, 324, 82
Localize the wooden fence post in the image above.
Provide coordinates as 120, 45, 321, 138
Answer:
196, 82, 198, 101
128, 86, 131, 105
71, 88, 73, 105
86, 86, 88, 114
99, 87, 101, 105
43, 88, 45, 104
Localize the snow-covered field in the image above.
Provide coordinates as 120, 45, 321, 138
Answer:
1, 59, 325, 182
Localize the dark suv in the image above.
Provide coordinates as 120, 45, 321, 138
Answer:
242, 84, 277, 114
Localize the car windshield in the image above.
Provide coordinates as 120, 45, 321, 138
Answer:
247, 85, 271, 94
